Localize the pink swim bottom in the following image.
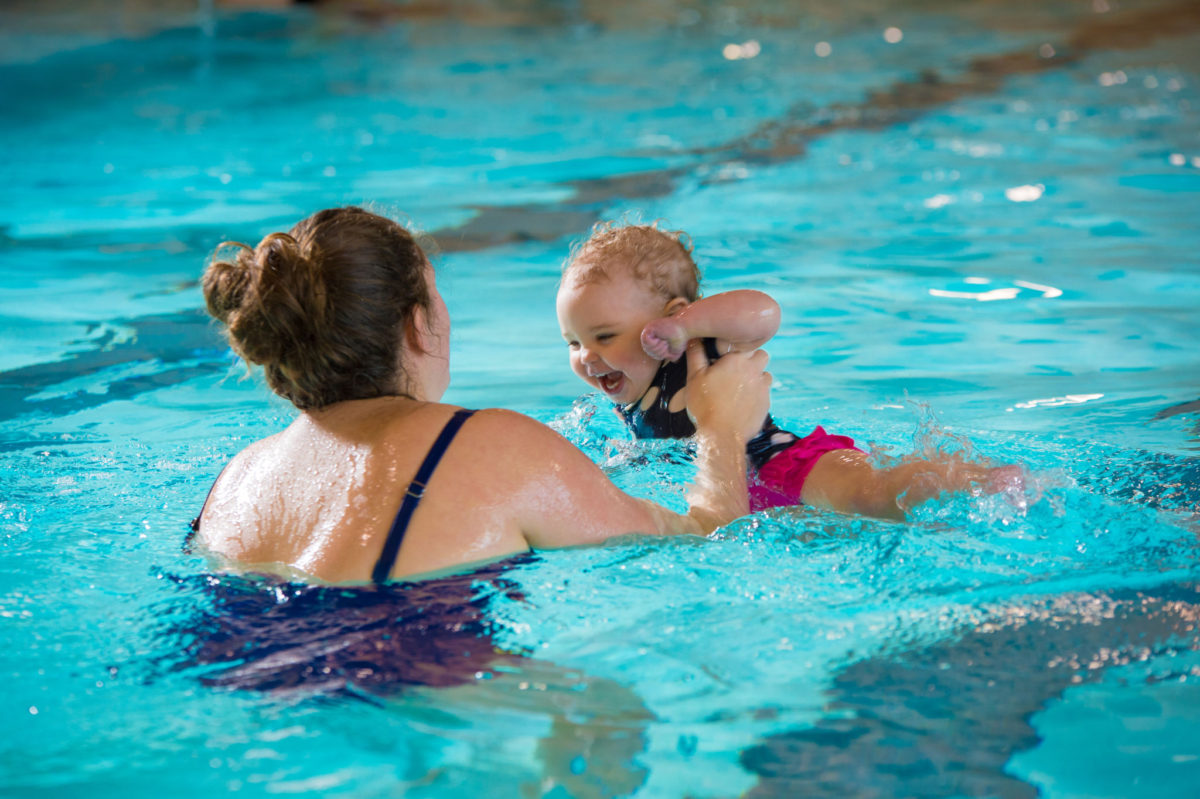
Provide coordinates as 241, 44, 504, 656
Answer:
748, 426, 861, 512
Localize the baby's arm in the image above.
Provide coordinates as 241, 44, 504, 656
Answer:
642, 290, 780, 362
800, 449, 1024, 521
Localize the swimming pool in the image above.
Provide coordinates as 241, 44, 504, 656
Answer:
2, 0, 1198, 795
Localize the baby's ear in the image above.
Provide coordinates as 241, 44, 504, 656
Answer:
663, 297, 690, 316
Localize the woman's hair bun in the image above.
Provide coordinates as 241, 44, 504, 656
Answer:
201, 207, 432, 410
202, 242, 254, 325
203, 232, 325, 369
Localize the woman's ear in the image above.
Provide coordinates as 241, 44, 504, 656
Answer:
404, 306, 429, 354
663, 297, 690, 316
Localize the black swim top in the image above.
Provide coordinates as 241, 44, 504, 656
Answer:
371, 408, 475, 582
617, 338, 795, 470
189, 408, 476, 585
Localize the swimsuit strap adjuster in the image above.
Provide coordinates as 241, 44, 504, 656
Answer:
371, 408, 476, 584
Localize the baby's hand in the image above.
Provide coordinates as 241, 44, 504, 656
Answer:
641, 318, 689, 361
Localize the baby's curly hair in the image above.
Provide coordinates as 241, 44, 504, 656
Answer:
563, 219, 700, 302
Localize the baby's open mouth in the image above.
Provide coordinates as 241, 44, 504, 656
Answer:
592, 370, 625, 396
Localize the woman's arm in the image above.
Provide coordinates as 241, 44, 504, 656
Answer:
518, 341, 772, 546
642, 290, 781, 362
678, 339, 771, 528
800, 449, 1024, 520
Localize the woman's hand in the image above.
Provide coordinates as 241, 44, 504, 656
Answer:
685, 339, 771, 443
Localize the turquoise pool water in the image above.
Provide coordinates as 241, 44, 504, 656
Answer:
2, 1, 1198, 796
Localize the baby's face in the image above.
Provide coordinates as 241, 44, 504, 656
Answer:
556, 271, 666, 406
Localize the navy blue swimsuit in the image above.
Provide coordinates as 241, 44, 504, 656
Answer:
617, 338, 796, 470
370, 408, 474, 582
190, 408, 476, 584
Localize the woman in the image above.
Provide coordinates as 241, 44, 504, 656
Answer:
193, 206, 771, 583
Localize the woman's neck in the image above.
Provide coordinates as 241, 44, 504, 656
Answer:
303, 394, 429, 429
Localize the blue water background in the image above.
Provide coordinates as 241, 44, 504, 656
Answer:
1, 2, 1198, 797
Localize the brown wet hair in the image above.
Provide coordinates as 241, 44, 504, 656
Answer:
562, 220, 700, 303
202, 206, 432, 410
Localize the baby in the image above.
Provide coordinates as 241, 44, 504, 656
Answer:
556, 221, 1020, 519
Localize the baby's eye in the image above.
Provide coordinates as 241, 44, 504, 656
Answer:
566, 341, 580, 350
596, 333, 615, 342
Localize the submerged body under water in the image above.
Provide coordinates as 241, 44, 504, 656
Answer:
172, 557, 533, 697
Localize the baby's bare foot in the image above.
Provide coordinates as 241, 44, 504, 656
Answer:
983, 464, 1025, 495
641, 318, 688, 361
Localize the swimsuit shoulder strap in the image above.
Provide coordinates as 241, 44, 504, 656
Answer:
371, 408, 476, 583
188, 461, 231, 543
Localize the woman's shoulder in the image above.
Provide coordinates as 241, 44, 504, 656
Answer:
362, 403, 563, 453
372, 404, 540, 432
216, 428, 285, 481
431, 407, 599, 478
457, 407, 571, 449
466, 406, 545, 427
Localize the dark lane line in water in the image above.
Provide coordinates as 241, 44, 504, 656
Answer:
0, 309, 227, 427
739, 582, 1200, 798
431, 0, 1200, 251
1156, 398, 1200, 420
714, 0, 1200, 163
